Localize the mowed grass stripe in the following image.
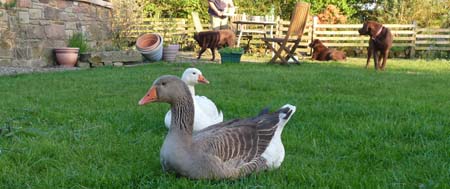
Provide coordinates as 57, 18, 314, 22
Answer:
0, 58, 449, 188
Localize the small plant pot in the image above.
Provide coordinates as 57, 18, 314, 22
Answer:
79, 52, 91, 62
163, 44, 180, 62
54, 47, 79, 67
219, 52, 243, 64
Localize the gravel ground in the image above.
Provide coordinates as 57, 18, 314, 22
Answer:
0, 51, 269, 77
0, 66, 79, 76
0, 52, 212, 77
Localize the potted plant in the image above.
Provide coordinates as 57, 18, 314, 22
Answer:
54, 32, 90, 67
163, 34, 181, 62
162, 18, 181, 62
218, 47, 244, 64
69, 33, 90, 62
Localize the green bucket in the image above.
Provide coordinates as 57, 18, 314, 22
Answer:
220, 53, 243, 64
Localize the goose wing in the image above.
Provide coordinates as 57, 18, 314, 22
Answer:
193, 95, 223, 126
192, 110, 282, 163
194, 95, 221, 117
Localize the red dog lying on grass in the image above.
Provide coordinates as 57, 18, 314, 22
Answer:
194, 30, 236, 61
309, 39, 346, 61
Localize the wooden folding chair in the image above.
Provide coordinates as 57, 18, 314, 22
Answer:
192, 12, 207, 33
262, 2, 310, 64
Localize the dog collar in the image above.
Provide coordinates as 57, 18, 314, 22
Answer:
372, 26, 384, 40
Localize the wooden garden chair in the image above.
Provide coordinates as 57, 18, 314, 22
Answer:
191, 12, 207, 33
262, 2, 310, 64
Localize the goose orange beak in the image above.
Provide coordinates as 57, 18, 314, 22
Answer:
138, 86, 157, 105
198, 74, 210, 84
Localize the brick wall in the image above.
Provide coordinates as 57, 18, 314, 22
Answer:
0, 0, 112, 67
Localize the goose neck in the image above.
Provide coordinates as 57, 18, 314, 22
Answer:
187, 85, 196, 97
170, 95, 195, 136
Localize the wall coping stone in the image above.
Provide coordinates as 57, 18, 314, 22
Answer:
74, 0, 112, 9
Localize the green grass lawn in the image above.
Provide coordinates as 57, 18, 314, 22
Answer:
1, 58, 449, 188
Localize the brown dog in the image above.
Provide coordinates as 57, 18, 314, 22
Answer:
309, 39, 346, 61
358, 21, 393, 70
194, 30, 236, 61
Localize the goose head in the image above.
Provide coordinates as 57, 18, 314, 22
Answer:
181, 68, 209, 86
138, 75, 191, 105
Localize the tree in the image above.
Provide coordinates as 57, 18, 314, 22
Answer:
351, 0, 450, 27
118, 0, 449, 27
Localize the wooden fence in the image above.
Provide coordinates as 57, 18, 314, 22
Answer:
309, 17, 418, 58
416, 28, 450, 51
128, 18, 197, 49
128, 17, 450, 58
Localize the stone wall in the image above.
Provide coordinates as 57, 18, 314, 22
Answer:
0, 0, 112, 67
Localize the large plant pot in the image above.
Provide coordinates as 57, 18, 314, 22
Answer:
136, 33, 161, 51
219, 52, 243, 64
140, 40, 163, 61
54, 47, 79, 67
136, 33, 163, 61
163, 44, 180, 62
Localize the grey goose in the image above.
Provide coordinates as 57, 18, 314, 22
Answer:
139, 75, 296, 179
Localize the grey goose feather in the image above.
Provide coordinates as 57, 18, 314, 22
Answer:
138, 75, 296, 179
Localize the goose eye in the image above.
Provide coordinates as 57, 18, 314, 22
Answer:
161, 82, 166, 86
192, 72, 196, 75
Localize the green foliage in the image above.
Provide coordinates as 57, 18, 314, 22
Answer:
110, 0, 147, 50
352, 0, 450, 27
0, 59, 449, 188
67, 33, 89, 53
390, 46, 407, 52
232, 0, 359, 21
218, 46, 244, 54
161, 17, 184, 45
0, 0, 16, 9
134, 0, 448, 26
143, 0, 203, 18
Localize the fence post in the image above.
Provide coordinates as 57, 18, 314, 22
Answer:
312, 16, 318, 42
275, 16, 281, 36
411, 20, 417, 58
311, 16, 318, 55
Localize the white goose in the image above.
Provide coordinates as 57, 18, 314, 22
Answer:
138, 75, 296, 179
164, 68, 223, 131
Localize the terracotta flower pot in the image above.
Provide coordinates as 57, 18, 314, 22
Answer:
140, 40, 163, 61
136, 34, 164, 61
136, 33, 161, 51
54, 47, 79, 67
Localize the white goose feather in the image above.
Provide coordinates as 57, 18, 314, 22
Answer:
164, 68, 223, 131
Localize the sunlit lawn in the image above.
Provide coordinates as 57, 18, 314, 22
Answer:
0, 58, 449, 188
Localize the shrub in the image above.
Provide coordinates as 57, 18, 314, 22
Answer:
68, 33, 89, 53
219, 47, 244, 54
